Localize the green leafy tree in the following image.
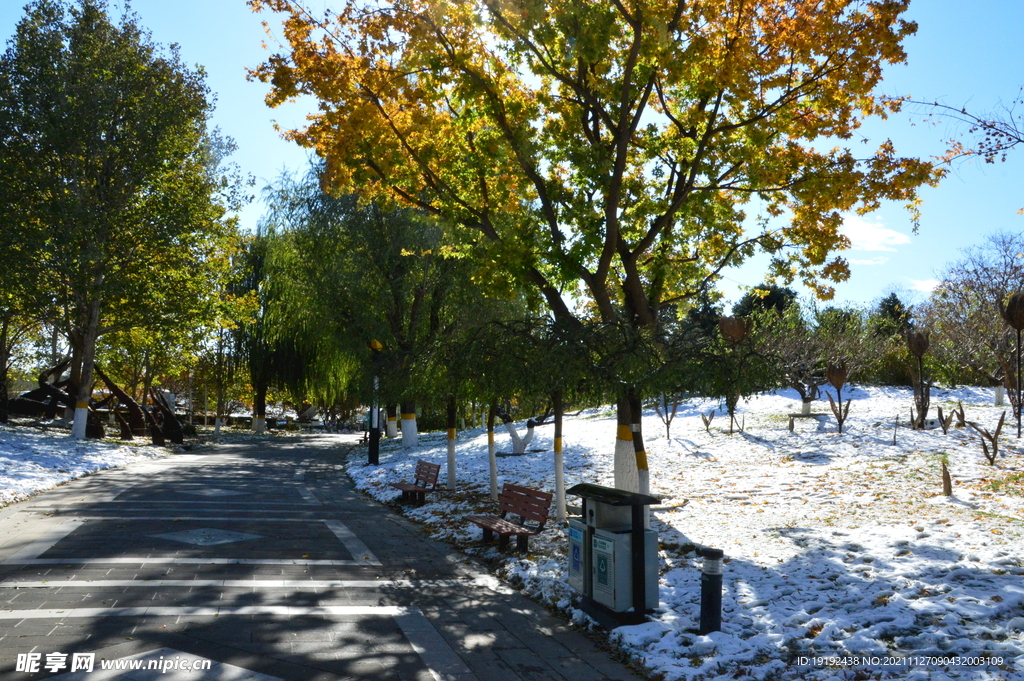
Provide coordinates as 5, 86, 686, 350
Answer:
864, 292, 915, 385
732, 284, 798, 318
0, 0, 239, 437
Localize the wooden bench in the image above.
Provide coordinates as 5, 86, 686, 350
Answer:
389, 460, 441, 506
464, 483, 552, 552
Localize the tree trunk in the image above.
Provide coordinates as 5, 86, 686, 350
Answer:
400, 400, 418, 447
214, 327, 225, 436
71, 296, 102, 439
0, 317, 9, 424
487, 399, 498, 500
613, 389, 640, 493
253, 384, 267, 433
995, 384, 1005, 406
801, 400, 812, 416
446, 395, 457, 490
553, 390, 565, 522
628, 389, 651, 528
67, 335, 84, 422
141, 350, 154, 413
385, 403, 398, 438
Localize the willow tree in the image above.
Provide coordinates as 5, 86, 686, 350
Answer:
260, 166, 498, 444
0, 0, 238, 438
251, 0, 942, 491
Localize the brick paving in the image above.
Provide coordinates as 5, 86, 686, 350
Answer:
0, 435, 641, 681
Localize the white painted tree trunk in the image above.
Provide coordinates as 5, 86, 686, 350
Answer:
70, 405, 89, 439
446, 427, 457, 490
801, 400, 812, 416
214, 417, 223, 437
401, 412, 418, 447
613, 425, 640, 492
386, 416, 398, 438
995, 384, 1005, 406
504, 421, 534, 454
253, 417, 266, 434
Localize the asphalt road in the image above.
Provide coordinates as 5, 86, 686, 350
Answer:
0, 434, 641, 681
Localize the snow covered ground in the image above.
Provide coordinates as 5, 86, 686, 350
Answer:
347, 386, 1024, 681
2, 387, 1020, 680
0, 422, 166, 507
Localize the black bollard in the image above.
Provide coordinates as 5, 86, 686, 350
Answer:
698, 547, 723, 634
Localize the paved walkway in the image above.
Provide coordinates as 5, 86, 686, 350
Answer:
0, 435, 641, 681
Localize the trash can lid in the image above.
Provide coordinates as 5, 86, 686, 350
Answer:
566, 482, 661, 506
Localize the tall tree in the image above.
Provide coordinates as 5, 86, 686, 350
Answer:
251, 0, 942, 490
0, 0, 239, 437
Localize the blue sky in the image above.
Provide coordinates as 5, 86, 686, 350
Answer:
2, 0, 1022, 311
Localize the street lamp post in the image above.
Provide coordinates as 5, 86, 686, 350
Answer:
368, 339, 383, 464
368, 376, 380, 465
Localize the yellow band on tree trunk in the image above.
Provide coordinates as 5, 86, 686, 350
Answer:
401, 414, 416, 420
447, 428, 456, 439
554, 437, 563, 453
388, 416, 397, 422
76, 401, 89, 409
635, 449, 649, 470
617, 424, 632, 440
487, 432, 495, 444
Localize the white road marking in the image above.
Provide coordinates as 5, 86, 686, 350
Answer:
0, 605, 412, 618
43, 516, 344, 521
323, 519, 380, 565
0, 579, 419, 588
1, 517, 380, 565
4, 557, 373, 566
28, 500, 320, 507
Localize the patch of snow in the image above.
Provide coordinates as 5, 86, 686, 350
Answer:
0, 423, 166, 507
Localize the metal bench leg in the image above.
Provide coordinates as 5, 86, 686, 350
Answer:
482, 528, 493, 543
498, 534, 510, 551
516, 535, 529, 553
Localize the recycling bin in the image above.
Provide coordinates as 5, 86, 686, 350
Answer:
566, 483, 660, 622
591, 526, 658, 612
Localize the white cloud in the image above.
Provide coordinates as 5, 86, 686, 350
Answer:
908, 278, 940, 293
849, 256, 889, 266
840, 214, 911, 252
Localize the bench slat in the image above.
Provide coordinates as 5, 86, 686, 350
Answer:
463, 482, 551, 552
463, 515, 539, 537
389, 460, 441, 506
